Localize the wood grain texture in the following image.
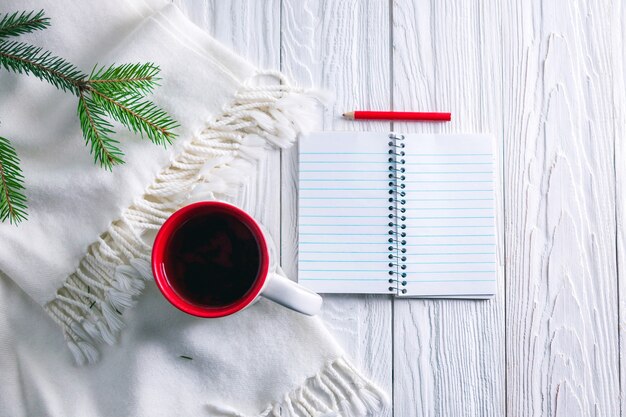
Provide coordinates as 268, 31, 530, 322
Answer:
280, 1, 393, 415
174, 1, 624, 415
391, 1, 505, 416
503, 1, 620, 416
615, 3, 626, 416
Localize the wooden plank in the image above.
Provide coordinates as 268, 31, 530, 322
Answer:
502, 1, 620, 416
391, 1, 505, 416
280, 0, 393, 414
614, 3, 626, 416
173, 0, 282, 238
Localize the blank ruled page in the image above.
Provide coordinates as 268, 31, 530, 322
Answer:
400, 134, 496, 298
298, 132, 391, 293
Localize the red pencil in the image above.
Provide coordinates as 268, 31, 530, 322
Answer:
343, 110, 451, 122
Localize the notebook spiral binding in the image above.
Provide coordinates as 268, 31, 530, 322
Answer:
387, 133, 408, 295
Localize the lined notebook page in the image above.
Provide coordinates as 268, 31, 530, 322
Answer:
400, 134, 496, 298
298, 132, 391, 293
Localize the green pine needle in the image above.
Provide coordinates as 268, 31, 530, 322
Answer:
0, 9, 180, 224
77, 93, 125, 170
90, 89, 178, 146
0, 39, 86, 94
89, 63, 161, 95
0, 135, 27, 224
0, 10, 50, 39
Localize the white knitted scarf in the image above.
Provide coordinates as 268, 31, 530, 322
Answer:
0, 1, 387, 416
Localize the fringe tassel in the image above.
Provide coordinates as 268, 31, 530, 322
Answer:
44, 71, 322, 365
206, 357, 388, 417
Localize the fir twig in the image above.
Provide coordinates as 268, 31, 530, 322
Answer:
0, 40, 85, 94
0, 9, 180, 225
0, 135, 27, 224
90, 89, 178, 146
89, 63, 160, 95
0, 10, 49, 39
77, 92, 124, 169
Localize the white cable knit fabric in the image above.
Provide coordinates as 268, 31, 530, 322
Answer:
0, 1, 387, 416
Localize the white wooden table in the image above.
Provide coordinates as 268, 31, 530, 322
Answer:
175, 1, 623, 416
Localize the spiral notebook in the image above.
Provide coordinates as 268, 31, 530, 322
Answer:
297, 131, 497, 299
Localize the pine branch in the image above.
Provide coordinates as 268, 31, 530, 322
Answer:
77, 92, 124, 169
0, 10, 49, 39
0, 9, 180, 224
0, 135, 27, 224
0, 40, 85, 94
89, 63, 160, 95
90, 89, 178, 146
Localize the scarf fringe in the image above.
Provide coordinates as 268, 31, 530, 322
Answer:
205, 357, 389, 417
43, 71, 322, 365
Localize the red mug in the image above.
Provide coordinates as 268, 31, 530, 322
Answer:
152, 201, 322, 317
